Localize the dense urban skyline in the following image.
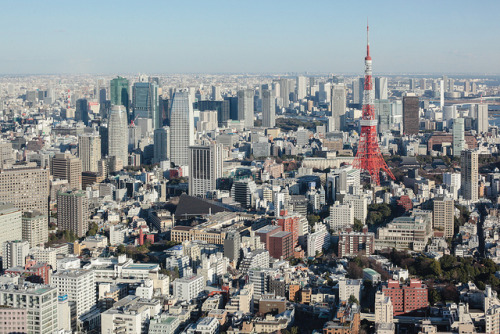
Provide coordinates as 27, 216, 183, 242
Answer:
1, 0, 499, 74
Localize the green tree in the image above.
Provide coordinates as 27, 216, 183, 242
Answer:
353, 218, 364, 232
348, 295, 359, 305
87, 222, 99, 236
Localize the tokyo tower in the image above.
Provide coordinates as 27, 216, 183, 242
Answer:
352, 24, 395, 185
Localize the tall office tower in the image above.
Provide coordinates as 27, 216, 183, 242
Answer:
108, 105, 129, 168
402, 95, 420, 135
461, 150, 478, 202
198, 100, 230, 126
0, 166, 49, 213
232, 179, 257, 208
51, 269, 96, 329
78, 133, 101, 173
110, 76, 130, 120
224, 231, 241, 264
0, 203, 22, 257
440, 80, 445, 109
99, 87, 107, 104
262, 89, 275, 128
476, 104, 489, 133
453, 118, 465, 157
296, 76, 307, 100
188, 144, 223, 198
2, 240, 29, 269
409, 78, 416, 91
99, 126, 108, 156
330, 84, 346, 131
279, 78, 291, 108
237, 89, 254, 128
352, 25, 395, 186
375, 77, 388, 100
51, 153, 82, 190
0, 283, 59, 333
420, 79, 426, 90
375, 100, 392, 134
442, 75, 448, 92
170, 90, 194, 166
472, 82, 477, 95
319, 82, 331, 104
132, 81, 160, 129
211, 85, 221, 101
153, 126, 170, 163
57, 190, 89, 237
352, 78, 363, 104
433, 197, 454, 238
159, 97, 170, 126
448, 78, 455, 92
75, 98, 89, 125
22, 210, 48, 248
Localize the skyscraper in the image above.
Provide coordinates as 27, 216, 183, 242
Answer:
57, 190, 89, 237
224, 231, 241, 264
78, 133, 101, 173
461, 149, 478, 202
153, 126, 170, 163
110, 76, 129, 120
237, 89, 254, 128
296, 76, 307, 100
75, 98, 89, 125
22, 210, 48, 248
402, 95, 419, 135
433, 197, 454, 238
108, 105, 129, 168
279, 78, 291, 108
476, 104, 489, 134
188, 144, 224, 198
262, 89, 275, 128
330, 84, 346, 131
50, 153, 82, 190
170, 90, 194, 166
211, 85, 221, 101
375, 77, 388, 100
132, 81, 160, 129
452, 118, 465, 157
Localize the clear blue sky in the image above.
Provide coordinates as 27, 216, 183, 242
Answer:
1, 0, 499, 75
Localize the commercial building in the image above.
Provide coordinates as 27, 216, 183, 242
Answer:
108, 105, 129, 168
328, 201, 354, 231
132, 81, 160, 129
381, 279, 428, 316
403, 95, 419, 135
173, 275, 205, 301
237, 89, 254, 128
153, 126, 170, 163
262, 89, 275, 128
452, 118, 465, 157
51, 153, 82, 190
0, 203, 22, 257
188, 144, 224, 198
110, 76, 130, 116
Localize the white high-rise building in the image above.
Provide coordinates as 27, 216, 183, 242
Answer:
279, 78, 291, 107
443, 172, 461, 200
338, 278, 361, 303
328, 201, 354, 231
188, 144, 224, 198
307, 223, 330, 257
262, 89, 275, 128
461, 150, 478, 202
170, 90, 194, 166
375, 77, 388, 100
22, 210, 48, 248
453, 118, 465, 157
296, 76, 307, 100
343, 194, 368, 222
51, 269, 96, 326
2, 240, 29, 269
476, 104, 489, 134
374, 291, 393, 324
78, 133, 101, 173
173, 275, 205, 301
0, 203, 22, 257
153, 126, 170, 163
108, 105, 129, 167
237, 89, 254, 129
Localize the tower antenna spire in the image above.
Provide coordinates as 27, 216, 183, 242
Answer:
366, 18, 371, 59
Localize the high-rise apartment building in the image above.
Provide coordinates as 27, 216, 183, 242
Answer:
57, 190, 89, 237
403, 95, 419, 135
22, 210, 48, 248
452, 118, 465, 157
237, 89, 254, 129
173, 275, 205, 301
188, 144, 224, 198
330, 84, 346, 131
153, 126, 170, 163
0, 165, 49, 213
433, 197, 454, 238
262, 89, 275, 128
2, 240, 29, 269
296, 76, 307, 100
338, 228, 375, 258
382, 279, 428, 316
78, 133, 101, 173
51, 153, 82, 190
108, 105, 129, 168
224, 231, 240, 264
461, 150, 478, 202
0, 283, 59, 334
110, 76, 130, 120
132, 81, 160, 129
476, 104, 489, 134
279, 78, 291, 108
170, 90, 194, 166
0, 203, 22, 257
375, 77, 388, 100
328, 201, 354, 231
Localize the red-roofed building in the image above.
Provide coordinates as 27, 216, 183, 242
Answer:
382, 279, 428, 316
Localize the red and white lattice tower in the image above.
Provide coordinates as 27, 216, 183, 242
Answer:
352, 24, 395, 185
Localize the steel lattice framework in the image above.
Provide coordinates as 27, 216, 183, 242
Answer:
352, 24, 395, 185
